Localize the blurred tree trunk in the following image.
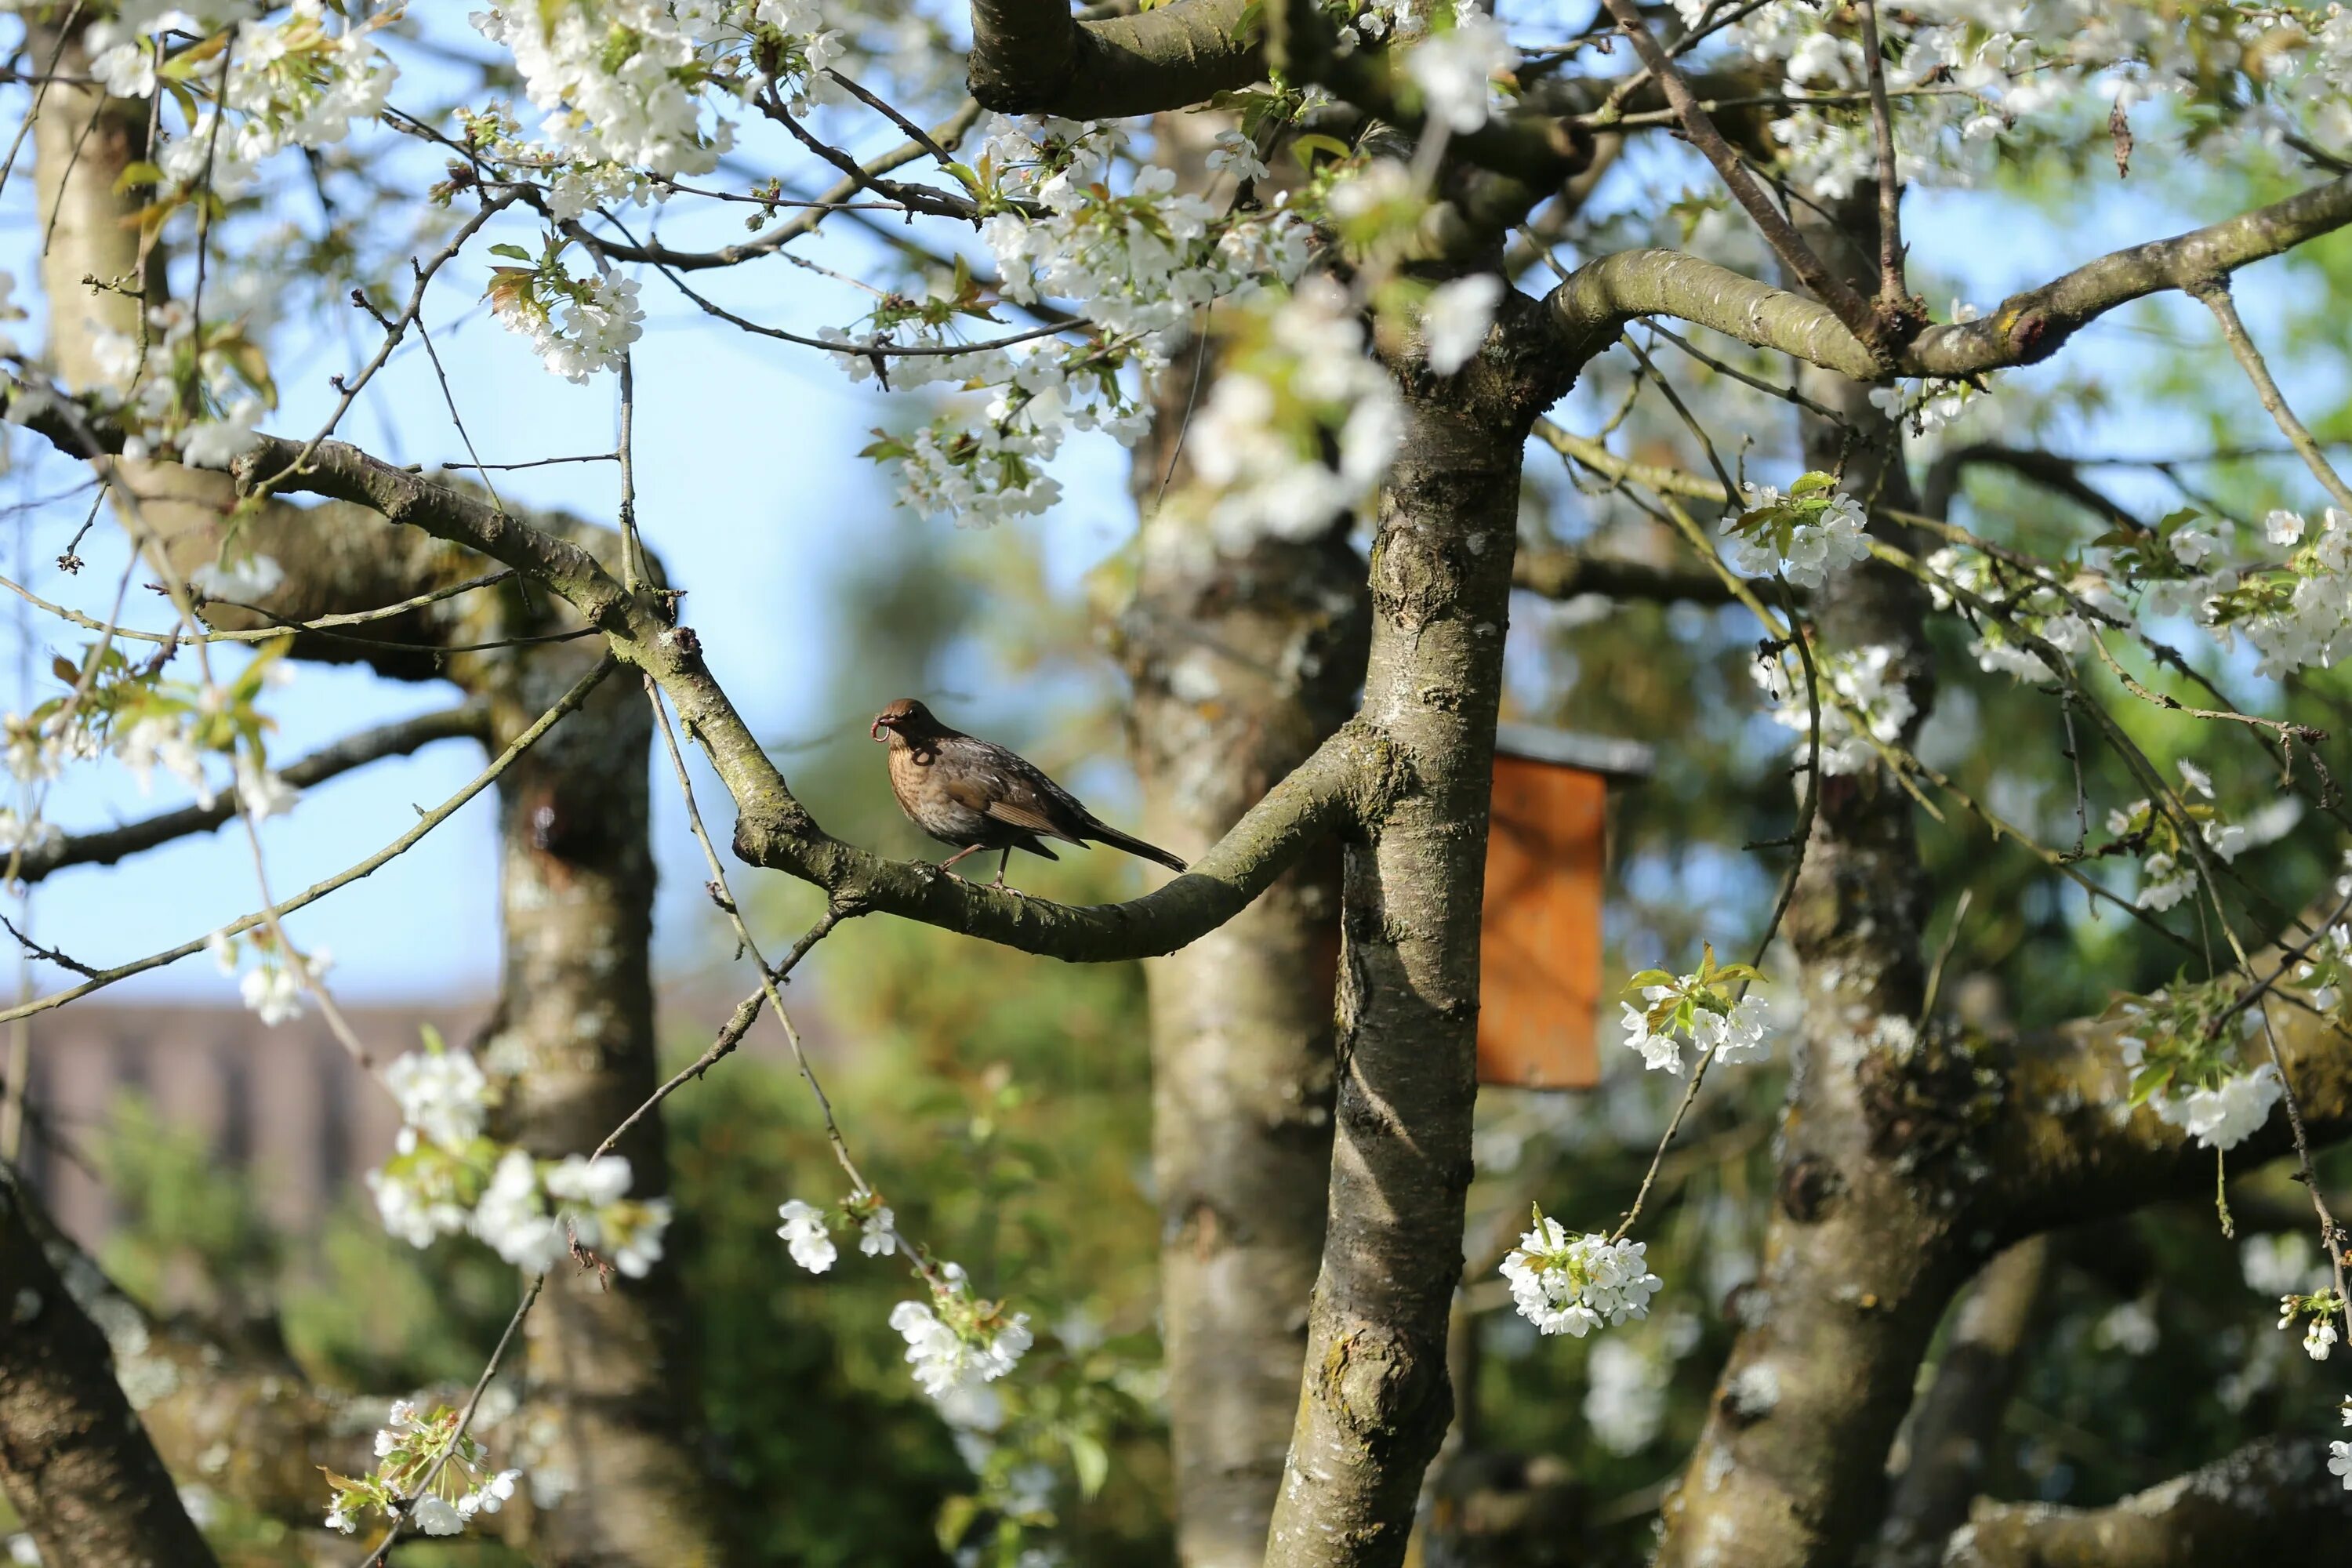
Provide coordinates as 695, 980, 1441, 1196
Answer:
1116, 114, 1367, 1568
1653, 184, 1956, 1568
26, 29, 735, 1566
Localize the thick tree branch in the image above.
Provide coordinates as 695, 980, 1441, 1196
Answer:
1873, 1236, 2053, 1568
967, 0, 1264, 118
168, 434, 1370, 960
1512, 543, 1741, 604
1543, 174, 2352, 381
16, 701, 490, 884
1947, 1436, 2352, 1566
0, 1168, 219, 1568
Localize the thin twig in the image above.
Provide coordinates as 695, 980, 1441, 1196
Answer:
2192, 278, 2352, 514
0, 658, 612, 1031
1857, 0, 1907, 310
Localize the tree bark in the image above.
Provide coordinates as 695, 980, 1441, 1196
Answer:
1262, 292, 1557, 1568
1121, 292, 1369, 1560
1873, 1236, 2052, 1568
1947, 1436, 2352, 1566
1654, 183, 1957, 1568
0, 1167, 220, 1568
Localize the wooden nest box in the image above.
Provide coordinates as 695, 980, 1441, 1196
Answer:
1477, 724, 1654, 1092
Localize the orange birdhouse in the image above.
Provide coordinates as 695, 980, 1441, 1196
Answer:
1477, 724, 1653, 1091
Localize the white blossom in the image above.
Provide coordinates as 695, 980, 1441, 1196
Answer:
384, 1047, 490, 1153
888, 1296, 1035, 1400
1422, 274, 1501, 376
2146, 1062, 2281, 1151
2306, 1318, 2339, 1361
860, 1207, 898, 1258
2331, 1439, 2352, 1490
1403, 10, 1516, 134
235, 752, 301, 821
1501, 1217, 1661, 1338
413, 1494, 464, 1536
777, 1199, 838, 1273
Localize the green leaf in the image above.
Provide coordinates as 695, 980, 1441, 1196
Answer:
1788, 471, 1838, 497
1625, 968, 1676, 991
1069, 1432, 1109, 1499
487, 242, 534, 262
1290, 132, 1352, 171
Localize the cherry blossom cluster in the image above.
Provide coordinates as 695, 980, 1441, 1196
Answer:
2204, 506, 2352, 677
485, 241, 647, 383
840, 115, 1316, 528
1501, 1213, 1664, 1338
2279, 1288, 2349, 1362
2111, 982, 2282, 1152
365, 1039, 673, 1277
775, 1192, 898, 1272
1752, 641, 1916, 777
1922, 542, 2129, 681
2103, 760, 2248, 914
36, 294, 277, 471
1725, 474, 1872, 588
777, 1192, 1034, 1402
1619, 949, 1771, 1076
321, 1398, 522, 1539
87, 1, 397, 199
207, 929, 329, 1028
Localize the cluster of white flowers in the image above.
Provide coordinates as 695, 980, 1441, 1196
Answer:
1618, 955, 1771, 1076
846, 117, 1319, 528
1693, 2, 2352, 207
1401, 7, 1516, 135
1500, 1214, 1663, 1338
776, 1195, 900, 1274
2204, 507, 2352, 677
2119, 1033, 2281, 1152
1753, 641, 1916, 776
1726, 478, 1871, 588
890, 1264, 1035, 1401
1584, 1336, 1671, 1454
365, 1040, 670, 1276
1188, 277, 1402, 548
73, 297, 272, 468
474, 2, 743, 181
1923, 544, 2128, 681
2104, 760, 2246, 913
207, 929, 330, 1027
89, 2, 397, 198
325, 1398, 521, 1538
470, 1148, 670, 1276
492, 268, 646, 384
2280, 1290, 2348, 1363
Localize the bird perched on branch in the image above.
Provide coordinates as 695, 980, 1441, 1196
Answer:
869, 698, 1188, 887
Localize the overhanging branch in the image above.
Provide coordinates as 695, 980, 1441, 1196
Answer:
1542, 175, 2352, 382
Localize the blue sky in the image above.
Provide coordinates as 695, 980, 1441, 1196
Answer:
0, 17, 2326, 1004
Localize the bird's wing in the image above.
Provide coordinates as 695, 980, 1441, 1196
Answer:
938, 739, 1090, 845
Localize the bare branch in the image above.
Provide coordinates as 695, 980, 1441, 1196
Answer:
1948, 1436, 2352, 1566
2192, 278, 2352, 514
16, 700, 490, 884
1542, 174, 2352, 380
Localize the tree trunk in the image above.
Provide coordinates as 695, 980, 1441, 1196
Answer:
1264, 293, 1554, 1568
1122, 327, 1367, 1563
0, 1168, 219, 1568
1654, 185, 1960, 1568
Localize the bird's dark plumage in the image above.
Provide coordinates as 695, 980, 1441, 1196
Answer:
870, 699, 1187, 886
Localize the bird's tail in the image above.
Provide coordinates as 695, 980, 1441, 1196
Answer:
1086, 822, 1188, 874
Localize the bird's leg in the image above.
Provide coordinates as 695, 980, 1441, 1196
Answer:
993, 848, 1011, 887
937, 844, 987, 876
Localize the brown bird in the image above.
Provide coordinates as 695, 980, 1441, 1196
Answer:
870, 699, 1188, 887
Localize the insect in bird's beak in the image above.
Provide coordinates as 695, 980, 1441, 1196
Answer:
869, 714, 890, 742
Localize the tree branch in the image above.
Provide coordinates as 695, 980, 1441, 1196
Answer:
1512, 543, 1742, 604
16, 700, 490, 884
1947, 1436, 2352, 1566
1542, 174, 2352, 382
967, 0, 1265, 118
0, 1167, 220, 1568
1594, 0, 1885, 354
